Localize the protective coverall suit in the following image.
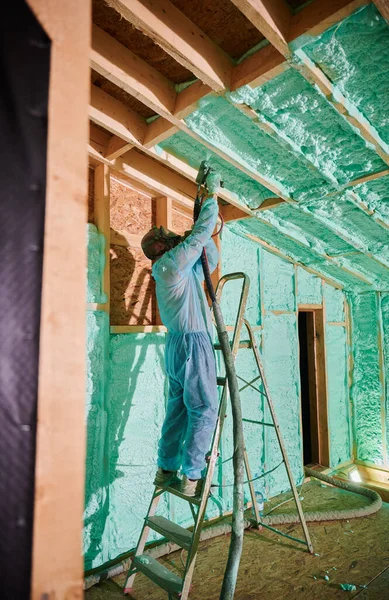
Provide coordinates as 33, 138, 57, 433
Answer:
152, 196, 219, 480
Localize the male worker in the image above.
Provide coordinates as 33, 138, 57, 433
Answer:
141, 177, 220, 497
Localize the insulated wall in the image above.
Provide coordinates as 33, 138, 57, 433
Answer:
84, 223, 351, 570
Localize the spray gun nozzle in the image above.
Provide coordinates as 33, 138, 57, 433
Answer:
196, 160, 214, 187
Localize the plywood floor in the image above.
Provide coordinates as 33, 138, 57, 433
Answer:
85, 480, 389, 599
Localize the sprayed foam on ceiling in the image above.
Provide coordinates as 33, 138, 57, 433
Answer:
304, 4, 389, 146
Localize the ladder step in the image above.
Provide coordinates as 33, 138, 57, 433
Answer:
214, 340, 251, 350
132, 555, 182, 597
217, 376, 226, 386
146, 516, 192, 551
242, 417, 275, 427
164, 481, 202, 506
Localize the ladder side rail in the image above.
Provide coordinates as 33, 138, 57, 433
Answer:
124, 491, 164, 591
244, 320, 314, 554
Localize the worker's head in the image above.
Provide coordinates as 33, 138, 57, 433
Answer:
141, 225, 182, 260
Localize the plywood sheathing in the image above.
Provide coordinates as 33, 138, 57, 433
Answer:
170, 0, 265, 60
91, 69, 155, 119
93, 0, 192, 83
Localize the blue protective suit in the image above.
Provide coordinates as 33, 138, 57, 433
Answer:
152, 196, 219, 479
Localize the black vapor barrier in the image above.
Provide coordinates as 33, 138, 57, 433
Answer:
0, 2, 50, 598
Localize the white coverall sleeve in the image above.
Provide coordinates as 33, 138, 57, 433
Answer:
170, 196, 218, 276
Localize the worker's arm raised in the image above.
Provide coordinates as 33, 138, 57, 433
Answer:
194, 238, 218, 281
170, 195, 219, 275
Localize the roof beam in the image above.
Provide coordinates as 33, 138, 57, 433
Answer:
104, 0, 232, 91
230, 0, 292, 56
374, 0, 389, 21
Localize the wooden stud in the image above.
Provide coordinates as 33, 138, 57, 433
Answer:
110, 325, 167, 334
230, 0, 292, 56
156, 195, 173, 231
94, 164, 111, 312
257, 197, 286, 211
105, 0, 233, 91
313, 306, 330, 466
29, 0, 91, 599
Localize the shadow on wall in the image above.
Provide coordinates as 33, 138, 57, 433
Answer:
110, 229, 157, 326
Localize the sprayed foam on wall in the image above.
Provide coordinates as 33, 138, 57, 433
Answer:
349, 293, 384, 463
230, 68, 384, 186
84, 309, 110, 569
380, 293, 389, 454
297, 268, 322, 305
304, 4, 389, 146
86, 223, 106, 303
261, 250, 295, 312
156, 131, 272, 209
353, 175, 389, 226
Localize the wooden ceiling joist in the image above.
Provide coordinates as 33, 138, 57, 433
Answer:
104, 0, 233, 91
230, 0, 292, 57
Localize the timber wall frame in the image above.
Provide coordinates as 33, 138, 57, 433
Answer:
29, 1, 91, 599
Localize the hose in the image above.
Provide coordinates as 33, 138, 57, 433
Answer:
84, 468, 382, 590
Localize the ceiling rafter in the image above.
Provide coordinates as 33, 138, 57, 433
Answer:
104, 0, 233, 91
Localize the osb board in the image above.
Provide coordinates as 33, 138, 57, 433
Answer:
91, 69, 155, 119
110, 244, 156, 326
86, 480, 389, 600
170, 0, 265, 61
110, 176, 155, 235
92, 0, 192, 84
88, 166, 95, 223
287, 0, 314, 11
172, 208, 193, 236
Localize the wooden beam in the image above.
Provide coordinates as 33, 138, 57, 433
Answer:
257, 197, 285, 210
221, 204, 252, 222
94, 164, 111, 311
105, 0, 233, 91
29, 0, 90, 598
91, 24, 176, 118
313, 307, 330, 466
230, 0, 292, 56
231, 43, 287, 90
89, 84, 147, 146
105, 135, 133, 161
374, 0, 389, 21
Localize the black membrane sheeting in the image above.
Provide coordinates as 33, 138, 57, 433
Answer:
0, 2, 50, 597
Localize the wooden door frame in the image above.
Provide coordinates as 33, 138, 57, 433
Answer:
298, 306, 330, 467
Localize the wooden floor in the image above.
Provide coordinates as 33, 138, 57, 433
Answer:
85, 480, 389, 599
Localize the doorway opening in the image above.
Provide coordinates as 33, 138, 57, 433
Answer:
298, 309, 329, 467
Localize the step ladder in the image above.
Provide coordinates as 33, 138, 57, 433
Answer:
124, 273, 313, 599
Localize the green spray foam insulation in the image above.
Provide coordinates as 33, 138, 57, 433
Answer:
380, 293, 389, 454
352, 175, 389, 226
229, 68, 385, 186
349, 292, 384, 464
156, 131, 272, 209
303, 4, 389, 146
297, 267, 322, 305
86, 223, 107, 304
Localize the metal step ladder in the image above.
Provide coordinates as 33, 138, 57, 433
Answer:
124, 273, 312, 599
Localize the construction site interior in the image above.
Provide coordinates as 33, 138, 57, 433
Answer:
80, 0, 389, 598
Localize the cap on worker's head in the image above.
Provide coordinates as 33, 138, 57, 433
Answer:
141, 226, 180, 260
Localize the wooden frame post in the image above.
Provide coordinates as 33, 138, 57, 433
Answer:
95, 163, 111, 313
155, 196, 172, 324
29, 1, 91, 599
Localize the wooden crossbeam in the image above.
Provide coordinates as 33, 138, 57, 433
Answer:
230, 0, 292, 56
221, 204, 252, 222
374, 0, 389, 21
105, 0, 232, 91
105, 135, 133, 160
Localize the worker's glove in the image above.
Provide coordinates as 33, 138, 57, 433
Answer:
207, 171, 221, 195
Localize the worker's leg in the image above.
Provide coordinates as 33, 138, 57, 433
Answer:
182, 332, 218, 480
157, 335, 188, 472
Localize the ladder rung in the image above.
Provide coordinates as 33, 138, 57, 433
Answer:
131, 555, 182, 597
214, 340, 251, 350
164, 482, 202, 506
242, 418, 275, 427
217, 376, 226, 386
146, 516, 192, 551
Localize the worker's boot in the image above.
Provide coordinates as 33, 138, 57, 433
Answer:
180, 475, 203, 497
153, 468, 180, 488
